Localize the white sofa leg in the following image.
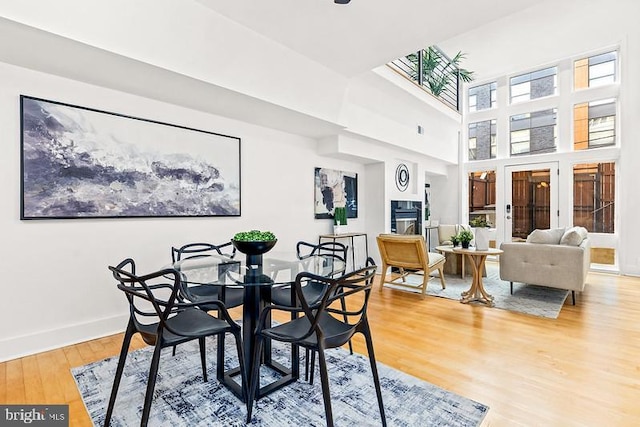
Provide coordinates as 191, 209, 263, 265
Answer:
571, 290, 576, 305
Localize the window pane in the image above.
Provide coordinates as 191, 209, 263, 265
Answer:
468, 82, 496, 111
510, 67, 557, 103
573, 162, 615, 233
574, 99, 616, 150
469, 94, 477, 112
574, 50, 617, 89
510, 109, 557, 155
468, 119, 496, 161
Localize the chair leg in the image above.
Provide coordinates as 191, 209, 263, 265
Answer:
216, 333, 226, 382
361, 324, 387, 427
141, 343, 163, 427
572, 290, 576, 305
199, 337, 208, 382
420, 274, 428, 298
379, 263, 388, 291
104, 322, 135, 427
309, 350, 316, 385
316, 346, 334, 427
339, 296, 354, 355
510, 282, 513, 294
438, 267, 446, 289
230, 329, 247, 402
246, 336, 265, 423
171, 346, 176, 357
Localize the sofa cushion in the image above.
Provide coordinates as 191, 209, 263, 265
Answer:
526, 228, 565, 244
560, 226, 588, 246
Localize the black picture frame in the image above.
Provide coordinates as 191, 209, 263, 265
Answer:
20, 95, 241, 219
314, 167, 358, 219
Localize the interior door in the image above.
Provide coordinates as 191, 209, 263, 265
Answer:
504, 162, 559, 242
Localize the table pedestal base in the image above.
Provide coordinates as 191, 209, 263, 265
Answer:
459, 252, 495, 307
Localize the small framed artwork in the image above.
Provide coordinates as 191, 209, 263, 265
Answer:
20, 95, 241, 219
314, 167, 358, 219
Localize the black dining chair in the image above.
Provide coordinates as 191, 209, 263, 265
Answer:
171, 242, 244, 310
105, 258, 246, 427
270, 241, 350, 383
247, 258, 386, 427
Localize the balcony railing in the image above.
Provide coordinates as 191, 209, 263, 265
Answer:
389, 46, 471, 112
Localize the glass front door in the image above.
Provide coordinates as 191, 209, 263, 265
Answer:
504, 162, 559, 241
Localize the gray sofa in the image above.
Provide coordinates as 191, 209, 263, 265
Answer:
499, 227, 590, 304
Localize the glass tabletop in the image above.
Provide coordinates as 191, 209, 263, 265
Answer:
171, 251, 346, 286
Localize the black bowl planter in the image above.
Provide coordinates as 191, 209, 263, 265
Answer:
231, 239, 277, 256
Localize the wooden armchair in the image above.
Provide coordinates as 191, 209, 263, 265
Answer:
376, 234, 446, 297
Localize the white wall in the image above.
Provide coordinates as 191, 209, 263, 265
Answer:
0, 61, 369, 361
0, 0, 349, 125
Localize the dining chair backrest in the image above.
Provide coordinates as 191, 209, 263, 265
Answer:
109, 258, 184, 344
171, 241, 236, 263
296, 241, 348, 261
295, 258, 377, 336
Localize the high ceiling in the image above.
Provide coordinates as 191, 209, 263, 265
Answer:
196, 0, 537, 77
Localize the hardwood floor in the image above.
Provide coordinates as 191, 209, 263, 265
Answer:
2, 267, 640, 426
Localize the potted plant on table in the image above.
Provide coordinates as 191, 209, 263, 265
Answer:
457, 230, 474, 249
469, 217, 490, 250
333, 207, 347, 235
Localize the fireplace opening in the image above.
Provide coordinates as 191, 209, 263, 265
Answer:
391, 200, 422, 235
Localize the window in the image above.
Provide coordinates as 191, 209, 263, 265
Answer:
509, 109, 557, 155
574, 99, 616, 150
468, 171, 496, 227
510, 67, 557, 103
468, 82, 497, 112
468, 120, 496, 160
574, 51, 617, 89
573, 162, 615, 233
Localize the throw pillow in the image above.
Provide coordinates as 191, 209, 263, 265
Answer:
560, 226, 588, 246
526, 228, 565, 244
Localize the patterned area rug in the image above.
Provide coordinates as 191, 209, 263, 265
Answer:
385, 263, 569, 319
72, 336, 489, 426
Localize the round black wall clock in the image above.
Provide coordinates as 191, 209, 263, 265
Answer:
395, 163, 410, 191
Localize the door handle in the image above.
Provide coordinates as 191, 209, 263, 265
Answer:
506, 215, 511, 220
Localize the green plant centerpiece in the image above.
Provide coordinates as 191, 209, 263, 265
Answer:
232, 229, 277, 257
450, 234, 460, 247
457, 230, 474, 249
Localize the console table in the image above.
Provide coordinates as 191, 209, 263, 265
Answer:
318, 232, 368, 272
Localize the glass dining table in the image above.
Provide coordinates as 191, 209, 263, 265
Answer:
171, 251, 345, 402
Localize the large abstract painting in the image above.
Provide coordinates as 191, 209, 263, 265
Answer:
314, 167, 358, 219
20, 96, 241, 219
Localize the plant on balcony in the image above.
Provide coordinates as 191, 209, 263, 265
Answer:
407, 46, 475, 96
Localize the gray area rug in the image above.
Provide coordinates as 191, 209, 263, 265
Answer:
72, 336, 489, 426
385, 263, 569, 319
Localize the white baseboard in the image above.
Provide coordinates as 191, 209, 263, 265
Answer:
0, 314, 128, 362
